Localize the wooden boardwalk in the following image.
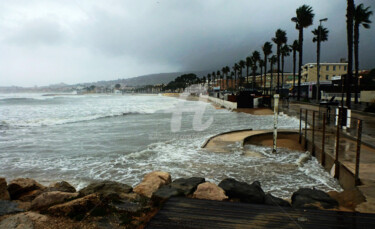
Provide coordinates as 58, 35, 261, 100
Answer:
146, 197, 375, 229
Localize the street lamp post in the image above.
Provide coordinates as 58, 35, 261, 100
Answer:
317, 18, 328, 102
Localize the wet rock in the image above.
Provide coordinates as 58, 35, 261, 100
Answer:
47, 193, 102, 218
18, 190, 43, 202
0, 213, 33, 229
292, 188, 339, 209
7, 178, 46, 200
109, 200, 144, 214
0, 178, 10, 200
264, 193, 291, 207
119, 192, 142, 202
0, 200, 24, 216
79, 180, 132, 201
47, 181, 76, 193
193, 182, 228, 201
171, 177, 205, 196
14, 200, 32, 211
134, 171, 171, 198
218, 178, 265, 204
0, 212, 48, 229
151, 186, 182, 203
31, 191, 79, 210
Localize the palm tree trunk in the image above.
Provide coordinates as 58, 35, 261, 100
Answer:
316, 38, 321, 102
264, 56, 267, 94
234, 70, 237, 91
252, 69, 256, 90
297, 28, 303, 101
246, 67, 249, 86
346, 0, 354, 108
281, 55, 284, 89
277, 46, 280, 93
270, 64, 274, 93
354, 22, 359, 104
260, 67, 263, 90
293, 50, 296, 89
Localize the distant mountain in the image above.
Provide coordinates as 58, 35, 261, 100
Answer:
92, 70, 211, 87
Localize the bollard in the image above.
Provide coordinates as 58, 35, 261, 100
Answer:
355, 120, 363, 186
312, 111, 315, 156
322, 113, 326, 166
273, 94, 280, 153
334, 111, 341, 179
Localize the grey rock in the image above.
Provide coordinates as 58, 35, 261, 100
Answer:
47, 181, 76, 193
264, 193, 291, 207
218, 178, 265, 204
0, 200, 24, 216
79, 180, 132, 201
292, 188, 339, 209
171, 177, 205, 196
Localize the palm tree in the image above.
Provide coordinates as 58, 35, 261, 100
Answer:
233, 63, 239, 91
269, 55, 277, 93
354, 4, 373, 104
290, 40, 299, 89
229, 72, 234, 91
207, 74, 211, 88
346, 0, 354, 108
272, 29, 288, 93
246, 56, 252, 85
217, 70, 221, 91
312, 25, 329, 102
251, 51, 260, 89
292, 4, 315, 101
239, 60, 246, 88
262, 42, 273, 94
281, 44, 291, 89
259, 59, 264, 89
212, 71, 216, 88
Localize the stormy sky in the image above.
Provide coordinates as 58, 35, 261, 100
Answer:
1, 0, 375, 87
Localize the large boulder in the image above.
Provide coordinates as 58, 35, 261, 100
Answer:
47, 193, 102, 218
292, 188, 339, 209
79, 180, 132, 201
17, 190, 44, 202
218, 178, 265, 204
193, 182, 228, 201
0, 200, 24, 216
0, 212, 48, 229
0, 178, 10, 200
151, 186, 183, 203
264, 193, 291, 207
31, 191, 79, 210
133, 171, 172, 198
171, 177, 205, 196
47, 181, 76, 193
7, 178, 45, 200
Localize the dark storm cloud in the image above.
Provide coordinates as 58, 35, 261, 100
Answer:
0, 0, 375, 86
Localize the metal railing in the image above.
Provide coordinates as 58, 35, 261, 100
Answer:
298, 107, 363, 186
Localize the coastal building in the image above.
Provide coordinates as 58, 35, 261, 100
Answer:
301, 62, 348, 83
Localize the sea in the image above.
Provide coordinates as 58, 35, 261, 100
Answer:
0, 93, 342, 198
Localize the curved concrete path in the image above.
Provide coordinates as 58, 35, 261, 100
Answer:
202, 129, 300, 153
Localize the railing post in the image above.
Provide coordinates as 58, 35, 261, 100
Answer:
355, 119, 363, 186
334, 111, 341, 179
305, 110, 308, 150
322, 113, 326, 166
299, 108, 302, 144
312, 111, 315, 156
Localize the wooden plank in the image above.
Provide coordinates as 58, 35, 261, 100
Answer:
146, 198, 375, 229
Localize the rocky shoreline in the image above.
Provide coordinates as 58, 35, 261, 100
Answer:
0, 171, 363, 228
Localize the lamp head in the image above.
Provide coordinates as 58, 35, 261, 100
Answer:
320, 18, 328, 22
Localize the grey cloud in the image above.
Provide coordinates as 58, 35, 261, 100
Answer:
0, 0, 375, 86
